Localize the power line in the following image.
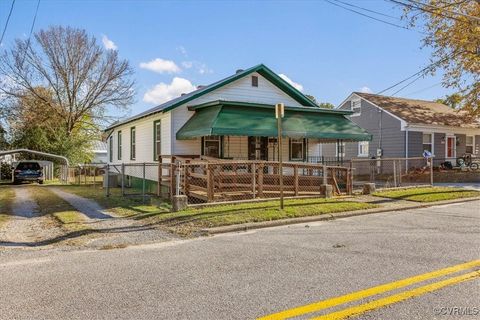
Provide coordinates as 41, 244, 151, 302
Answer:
0, 0, 16, 45
331, 0, 401, 20
387, 0, 472, 24
324, 0, 412, 31
407, 0, 480, 22
404, 81, 442, 96
20, 0, 41, 67
377, 51, 459, 95
391, 73, 424, 95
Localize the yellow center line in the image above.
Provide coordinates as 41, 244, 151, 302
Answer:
257, 259, 480, 320
311, 270, 480, 320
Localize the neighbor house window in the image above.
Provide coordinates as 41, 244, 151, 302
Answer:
466, 136, 474, 154
203, 136, 221, 158
117, 131, 122, 160
336, 141, 346, 158
351, 99, 361, 116
109, 136, 113, 162
358, 141, 369, 157
154, 120, 161, 161
422, 133, 433, 153
251, 75, 258, 87
130, 127, 136, 160
289, 139, 305, 161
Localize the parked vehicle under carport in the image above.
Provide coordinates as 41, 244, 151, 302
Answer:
13, 161, 44, 184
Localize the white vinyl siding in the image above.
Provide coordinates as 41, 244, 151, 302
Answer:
108, 72, 310, 163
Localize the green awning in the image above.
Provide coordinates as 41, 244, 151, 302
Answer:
176, 102, 371, 141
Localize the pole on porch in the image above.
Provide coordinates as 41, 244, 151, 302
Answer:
276, 103, 285, 210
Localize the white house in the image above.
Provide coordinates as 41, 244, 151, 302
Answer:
105, 64, 370, 168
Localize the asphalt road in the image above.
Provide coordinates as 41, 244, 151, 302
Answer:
1, 200, 479, 320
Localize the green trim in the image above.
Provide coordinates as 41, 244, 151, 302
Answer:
104, 64, 323, 131
117, 131, 122, 160
153, 120, 161, 161
177, 104, 372, 142
161, 64, 317, 113
188, 100, 353, 115
130, 126, 136, 160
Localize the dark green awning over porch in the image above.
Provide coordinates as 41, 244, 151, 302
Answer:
176, 101, 372, 142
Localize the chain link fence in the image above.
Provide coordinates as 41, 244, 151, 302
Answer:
65, 156, 479, 207
350, 157, 432, 191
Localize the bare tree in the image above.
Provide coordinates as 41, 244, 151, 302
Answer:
0, 26, 135, 135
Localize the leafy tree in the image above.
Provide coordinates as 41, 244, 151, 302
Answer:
318, 102, 335, 109
7, 87, 96, 163
401, 0, 479, 115
435, 92, 464, 109
0, 25, 134, 137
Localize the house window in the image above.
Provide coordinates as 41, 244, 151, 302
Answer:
117, 131, 122, 160
154, 120, 161, 160
422, 133, 433, 153
109, 136, 113, 162
351, 99, 361, 116
130, 127, 136, 160
466, 135, 474, 154
336, 141, 346, 158
358, 141, 369, 157
251, 75, 258, 87
290, 139, 305, 161
203, 136, 221, 158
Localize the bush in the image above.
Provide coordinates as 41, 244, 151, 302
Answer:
0, 163, 12, 180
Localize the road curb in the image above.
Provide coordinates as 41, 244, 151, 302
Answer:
200, 197, 480, 235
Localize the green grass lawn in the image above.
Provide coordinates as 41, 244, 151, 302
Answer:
0, 185, 15, 228
29, 186, 88, 231
134, 198, 378, 235
373, 187, 480, 202
49, 186, 377, 236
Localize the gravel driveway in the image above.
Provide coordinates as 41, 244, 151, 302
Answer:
0, 187, 63, 248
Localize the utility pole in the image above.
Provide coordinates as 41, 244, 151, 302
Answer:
276, 103, 285, 210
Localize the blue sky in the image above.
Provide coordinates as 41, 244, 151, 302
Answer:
1, 0, 451, 120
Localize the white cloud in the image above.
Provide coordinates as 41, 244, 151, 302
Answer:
102, 35, 117, 50
360, 86, 372, 93
143, 77, 196, 104
181, 61, 212, 74
279, 74, 304, 92
140, 58, 181, 74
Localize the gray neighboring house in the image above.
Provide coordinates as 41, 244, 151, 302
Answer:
322, 92, 480, 163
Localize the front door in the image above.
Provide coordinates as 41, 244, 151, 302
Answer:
446, 136, 456, 159
248, 137, 268, 160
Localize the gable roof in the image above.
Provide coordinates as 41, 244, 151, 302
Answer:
105, 64, 318, 131
353, 92, 479, 128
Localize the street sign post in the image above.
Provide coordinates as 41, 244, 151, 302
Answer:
275, 103, 285, 210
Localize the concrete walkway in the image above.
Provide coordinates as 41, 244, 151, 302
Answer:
49, 188, 113, 219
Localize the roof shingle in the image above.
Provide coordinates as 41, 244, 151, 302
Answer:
354, 92, 479, 128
